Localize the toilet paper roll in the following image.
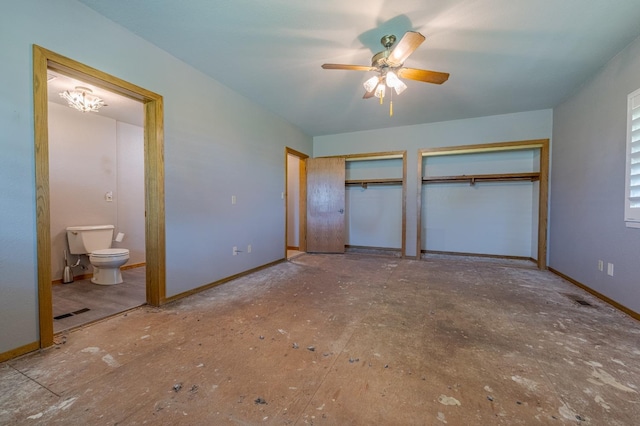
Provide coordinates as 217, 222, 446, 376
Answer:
115, 232, 125, 243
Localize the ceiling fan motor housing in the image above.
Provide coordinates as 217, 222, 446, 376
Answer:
371, 35, 398, 68
371, 50, 392, 68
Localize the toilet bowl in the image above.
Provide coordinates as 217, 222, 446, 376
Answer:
90, 248, 130, 285
66, 225, 130, 286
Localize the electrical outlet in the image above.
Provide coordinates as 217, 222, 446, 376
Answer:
607, 263, 614, 276
598, 260, 604, 271
233, 246, 237, 256
247, 244, 252, 253
231, 195, 236, 205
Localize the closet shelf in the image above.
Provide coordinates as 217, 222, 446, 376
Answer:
422, 172, 540, 185
345, 178, 404, 188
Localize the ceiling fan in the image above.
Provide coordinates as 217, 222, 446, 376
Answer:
321, 31, 449, 116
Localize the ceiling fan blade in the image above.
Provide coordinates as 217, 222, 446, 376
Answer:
363, 90, 375, 99
321, 64, 376, 71
386, 31, 425, 67
397, 67, 450, 85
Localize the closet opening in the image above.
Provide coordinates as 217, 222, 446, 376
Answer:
417, 139, 549, 269
307, 151, 407, 257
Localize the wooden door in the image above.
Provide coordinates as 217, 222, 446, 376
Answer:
306, 157, 345, 253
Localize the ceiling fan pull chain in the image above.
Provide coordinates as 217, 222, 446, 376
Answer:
389, 88, 394, 117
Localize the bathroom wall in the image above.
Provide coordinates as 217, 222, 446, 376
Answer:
48, 102, 145, 280
115, 121, 145, 263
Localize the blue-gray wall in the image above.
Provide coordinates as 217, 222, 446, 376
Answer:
314, 110, 553, 258
551, 36, 640, 313
4, 0, 638, 360
0, 0, 312, 355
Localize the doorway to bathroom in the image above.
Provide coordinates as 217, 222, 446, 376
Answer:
33, 46, 166, 347
47, 69, 146, 333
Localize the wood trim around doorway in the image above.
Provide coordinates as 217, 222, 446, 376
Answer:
285, 148, 308, 255
33, 45, 166, 349
417, 139, 549, 269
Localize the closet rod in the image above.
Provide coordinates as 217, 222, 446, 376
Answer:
422, 172, 540, 185
345, 178, 403, 189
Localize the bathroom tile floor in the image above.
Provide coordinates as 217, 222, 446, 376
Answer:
52, 266, 146, 333
3, 254, 640, 425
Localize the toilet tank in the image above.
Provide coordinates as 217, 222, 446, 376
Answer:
66, 225, 114, 254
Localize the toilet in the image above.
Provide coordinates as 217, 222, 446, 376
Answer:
66, 225, 129, 285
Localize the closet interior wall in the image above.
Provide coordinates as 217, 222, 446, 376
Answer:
417, 140, 549, 268
331, 152, 407, 256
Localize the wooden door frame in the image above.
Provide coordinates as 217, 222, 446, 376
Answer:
33, 45, 166, 348
416, 139, 549, 269
285, 148, 308, 255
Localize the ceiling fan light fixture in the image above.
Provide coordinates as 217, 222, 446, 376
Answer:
386, 71, 407, 95
393, 81, 408, 95
363, 75, 379, 93
321, 30, 449, 116
59, 86, 106, 112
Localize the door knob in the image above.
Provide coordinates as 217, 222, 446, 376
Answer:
339, 209, 344, 214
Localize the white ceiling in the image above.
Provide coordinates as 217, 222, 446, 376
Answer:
77, 0, 640, 137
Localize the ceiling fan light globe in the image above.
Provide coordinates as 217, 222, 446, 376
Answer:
363, 76, 379, 93
393, 80, 407, 95
386, 71, 400, 85
385, 71, 407, 95
374, 83, 386, 99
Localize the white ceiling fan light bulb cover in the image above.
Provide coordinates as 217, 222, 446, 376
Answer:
386, 71, 400, 85
393, 80, 407, 95
386, 71, 407, 95
374, 83, 386, 99
363, 75, 379, 93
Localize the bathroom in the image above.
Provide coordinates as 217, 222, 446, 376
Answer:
47, 70, 146, 331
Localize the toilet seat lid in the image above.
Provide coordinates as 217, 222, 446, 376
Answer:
91, 248, 129, 257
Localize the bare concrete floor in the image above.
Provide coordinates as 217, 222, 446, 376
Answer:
2, 254, 640, 425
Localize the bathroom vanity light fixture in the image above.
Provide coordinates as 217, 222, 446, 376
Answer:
59, 86, 106, 112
